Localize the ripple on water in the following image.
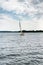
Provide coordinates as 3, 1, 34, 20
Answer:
1, 60, 41, 65
0, 33, 43, 65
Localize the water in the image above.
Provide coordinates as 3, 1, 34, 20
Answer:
0, 33, 43, 65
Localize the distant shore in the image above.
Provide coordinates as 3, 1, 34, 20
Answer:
0, 30, 43, 33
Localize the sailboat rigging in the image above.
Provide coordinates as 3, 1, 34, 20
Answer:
19, 20, 24, 35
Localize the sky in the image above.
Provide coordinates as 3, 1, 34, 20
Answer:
0, 0, 43, 31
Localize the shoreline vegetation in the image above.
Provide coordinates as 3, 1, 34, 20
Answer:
0, 30, 43, 33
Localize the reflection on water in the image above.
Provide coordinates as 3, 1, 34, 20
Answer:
0, 33, 43, 65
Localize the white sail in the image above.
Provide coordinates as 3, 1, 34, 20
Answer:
19, 20, 24, 35
19, 20, 22, 32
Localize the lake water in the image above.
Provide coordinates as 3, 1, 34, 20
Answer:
0, 33, 43, 65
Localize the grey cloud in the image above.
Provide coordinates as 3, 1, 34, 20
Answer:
34, 12, 43, 19
31, 0, 43, 5
39, 0, 43, 2
18, 0, 25, 2
6, 0, 9, 1
32, 0, 40, 5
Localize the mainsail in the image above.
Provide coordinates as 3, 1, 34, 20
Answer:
19, 20, 22, 32
19, 20, 24, 35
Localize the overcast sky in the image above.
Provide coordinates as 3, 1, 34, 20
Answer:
0, 0, 43, 31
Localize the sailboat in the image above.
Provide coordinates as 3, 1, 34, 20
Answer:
19, 20, 24, 36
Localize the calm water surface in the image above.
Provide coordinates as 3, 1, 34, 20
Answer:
0, 33, 43, 65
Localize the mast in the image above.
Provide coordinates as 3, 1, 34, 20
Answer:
19, 20, 22, 32
19, 20, 24, 36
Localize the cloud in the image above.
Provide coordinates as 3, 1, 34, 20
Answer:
0, 14, 19, 31
0, 14, 39, 31
39, 0, 43, 3
0, 0, 43, 18
1, 0, 43, 19
18, 0, 25, 2
0, 0, 43, 30
32, 0, 40, 5
0, 7, 31, 21
1, 0, 24, 11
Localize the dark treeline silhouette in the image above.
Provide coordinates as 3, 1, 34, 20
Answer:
18, 30, 43, 33
0, 30, 43, 33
